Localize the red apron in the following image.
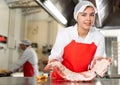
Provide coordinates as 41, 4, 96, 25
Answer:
51, 40, 97, 80
23, 61, 34, 77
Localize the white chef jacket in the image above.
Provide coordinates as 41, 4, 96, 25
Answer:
49, 24, 106, 62
11, 46, 39, 77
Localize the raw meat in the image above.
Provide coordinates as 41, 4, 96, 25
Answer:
92, 59, 111, 77
44, 58, 111, 81
45, 61, 96, 81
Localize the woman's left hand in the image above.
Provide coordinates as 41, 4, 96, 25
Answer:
92, 56, 112, 68
91, 57, 112, 77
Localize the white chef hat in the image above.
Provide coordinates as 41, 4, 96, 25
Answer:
74, 1, 97, 21
19, 40, 31, 46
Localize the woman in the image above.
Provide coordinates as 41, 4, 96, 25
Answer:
44, 1, 111, 80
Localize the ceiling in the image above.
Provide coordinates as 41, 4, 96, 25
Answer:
5, 0, 120, 28
5, 0, 39, 8
5, 0, 78, 26
49, 0, 78, 26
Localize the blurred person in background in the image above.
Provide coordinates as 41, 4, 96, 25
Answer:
7, 40, 39, 77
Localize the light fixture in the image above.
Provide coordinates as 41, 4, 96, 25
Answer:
36, 0, 67, 25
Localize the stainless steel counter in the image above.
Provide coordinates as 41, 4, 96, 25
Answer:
0, 77, 120, 85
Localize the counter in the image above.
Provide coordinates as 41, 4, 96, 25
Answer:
0, 77, 119, 85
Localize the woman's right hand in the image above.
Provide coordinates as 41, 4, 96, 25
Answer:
44, 59, 59, 72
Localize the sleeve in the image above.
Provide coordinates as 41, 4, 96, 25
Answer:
11, 49, 31, 72
48, 31, 66, 62
89, 33, 106, 69
94, 35, 106, 58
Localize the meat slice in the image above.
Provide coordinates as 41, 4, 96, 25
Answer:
45, 61, 96, 81
92, 59, 111, 77
44, 58, 111, 81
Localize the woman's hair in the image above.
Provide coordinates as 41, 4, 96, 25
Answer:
74, 1, 97, 21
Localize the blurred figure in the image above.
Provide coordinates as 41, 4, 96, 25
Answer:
7, 40, 39, 77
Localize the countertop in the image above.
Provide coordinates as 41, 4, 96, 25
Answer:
0, 77, 119, 85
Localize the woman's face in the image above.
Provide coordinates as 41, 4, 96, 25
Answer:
77, 6, 95, 30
